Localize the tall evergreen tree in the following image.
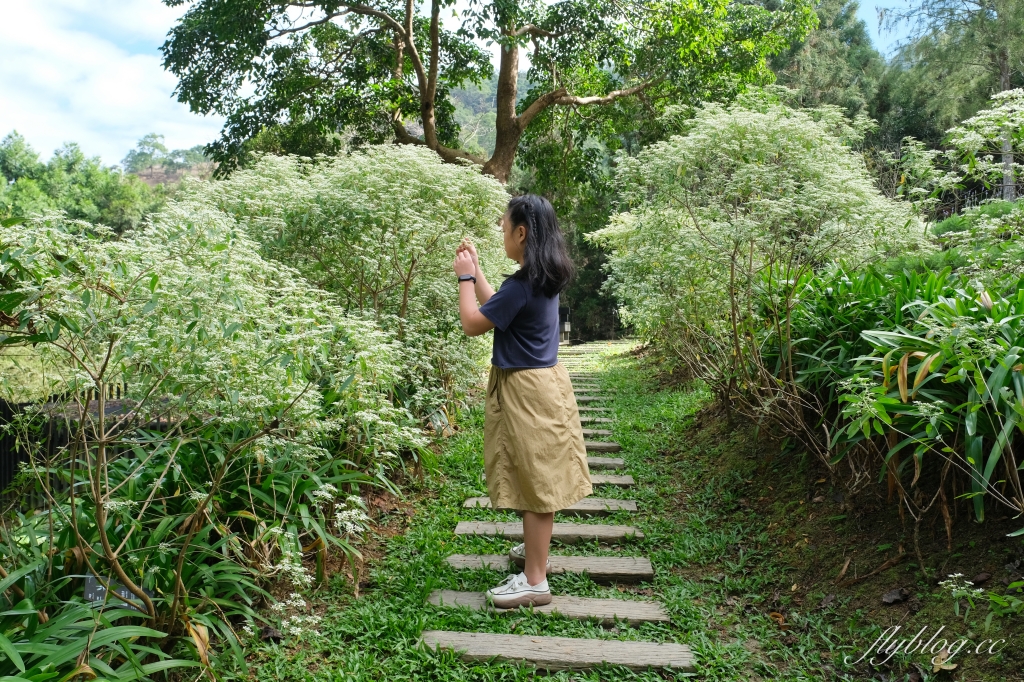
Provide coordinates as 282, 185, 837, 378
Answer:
771, 0, 884, 116
881, 0, 1024, 199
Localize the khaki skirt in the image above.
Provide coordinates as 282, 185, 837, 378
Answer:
484, 363, 593, 513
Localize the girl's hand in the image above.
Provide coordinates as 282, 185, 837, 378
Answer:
453, 249, 476, 277
457, 237, 480, 272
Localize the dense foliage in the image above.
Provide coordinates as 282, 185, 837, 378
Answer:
0, 202, 430, 677
594, 92, 922, 410
184, 146, 509, 421
0, 145, 510, 678
771, 0, 883, 117
873, 0, 1024, 152
121, 133, 210, 176
596, 90, 1024, 565
161, 0, 815, 180
0, 132, 165, 233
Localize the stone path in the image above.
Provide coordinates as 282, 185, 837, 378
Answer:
421, 341, 696, 673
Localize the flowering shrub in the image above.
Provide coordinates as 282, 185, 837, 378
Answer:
0, 203, 427, 675
593, 92, 924, 452
185, 146, 510, 421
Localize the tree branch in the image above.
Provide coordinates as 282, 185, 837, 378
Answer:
268, 11, 349, 39
516, 87, 568, 130
516, 80, 659, 131
552, 79, 659, 107
346, 3, 427, 88
392, 121, 486, 166
512, 24, 561, 38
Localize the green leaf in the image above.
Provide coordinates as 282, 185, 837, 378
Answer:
0, 632, 25, 672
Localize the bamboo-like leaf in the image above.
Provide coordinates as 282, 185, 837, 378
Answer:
912, 351, 942, 394
187, 621, 210, 667
911, 450, 923, 488
898, 353, 910, 403
0, 632, 25, 672
882, 348, 896, 389
966, 433, 985, 522
58, 664, 96, 682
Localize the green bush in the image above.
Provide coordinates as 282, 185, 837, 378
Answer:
593, 92, 924, 453
0, 204, 424, 677
185, 147, 509, 422
595, 91, 1024, 549
0, 132, 166, 233
933, 200, 1021, 236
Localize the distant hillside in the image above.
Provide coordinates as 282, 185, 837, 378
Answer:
132, 161, 216, 187
450, 73, 532, 158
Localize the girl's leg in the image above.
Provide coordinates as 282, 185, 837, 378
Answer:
521, 510, 554, 585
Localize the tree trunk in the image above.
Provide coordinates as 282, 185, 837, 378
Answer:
482, 41, 523, 183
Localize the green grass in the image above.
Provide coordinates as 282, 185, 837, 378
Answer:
231, 345, 1019, 681
0, 348, 59, 402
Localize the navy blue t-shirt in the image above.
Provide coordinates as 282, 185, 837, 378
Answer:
478, 277, 559, 369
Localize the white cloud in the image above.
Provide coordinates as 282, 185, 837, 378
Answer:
0, 0, 224, 166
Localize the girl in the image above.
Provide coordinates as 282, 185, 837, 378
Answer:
452, 193, 592, 608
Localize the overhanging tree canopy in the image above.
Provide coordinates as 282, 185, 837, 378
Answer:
162, 0, 816, 181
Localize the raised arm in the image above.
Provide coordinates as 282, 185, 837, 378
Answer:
454, 249, 495, 337
458, 237, 494, 304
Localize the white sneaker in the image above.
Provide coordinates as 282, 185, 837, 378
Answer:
486, 572, 552, 609
508, 543, 552, 573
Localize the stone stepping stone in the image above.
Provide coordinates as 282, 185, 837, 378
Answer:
429, 591, 668, 625
591, 474, 634, 486
581, 428, 612, 437
579, 416, 613, 424
463, 497, 636, 516
576, 395, 611, 403
446, 554, 653, 583
587, 456, 624, 469
578, 406, 611, 413
455, 521, 643, 543
585, 441, 621, 453
420, 631, 694, 672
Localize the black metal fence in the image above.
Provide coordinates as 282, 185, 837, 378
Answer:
0, 398, 70, 509
1, 384, 128, 508
0, 398, 23, 494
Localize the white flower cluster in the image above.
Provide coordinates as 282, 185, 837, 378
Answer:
311, 483, 338, 501
591, 92, 926, 374
281, 613, 322, 637
103, 499, 138, 513
265, 530, 312, 588
335, 505, 370, 535
938, 573, 984, 596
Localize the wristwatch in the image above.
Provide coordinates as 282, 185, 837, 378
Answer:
458, 274, 477, 283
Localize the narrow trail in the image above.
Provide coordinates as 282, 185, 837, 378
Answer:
420, 341, 696, 673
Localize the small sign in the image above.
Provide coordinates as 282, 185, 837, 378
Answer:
84, 573, 152, 611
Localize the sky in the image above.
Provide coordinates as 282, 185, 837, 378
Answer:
0, 0, 225, 167
1, 0, 911, 168
857, 2, 912, 57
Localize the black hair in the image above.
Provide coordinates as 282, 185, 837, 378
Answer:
506, 194, 575, 297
